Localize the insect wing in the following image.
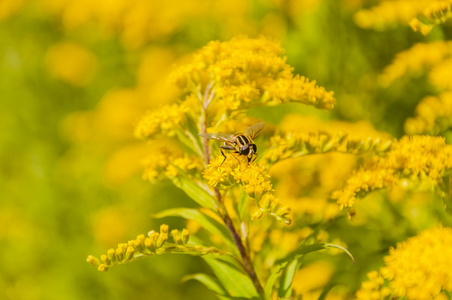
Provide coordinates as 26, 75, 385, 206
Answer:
244, 123, 264, 139
199, 133, 234, 144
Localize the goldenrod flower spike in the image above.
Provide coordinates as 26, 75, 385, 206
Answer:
135, 103, 189, 139
203, 154, 292, 224
410, 1, 452, 35
379, 41, 452, 88
405, 92, 452, 135
86, 225, 225, 271
354, 1, 430, 30
170, 36, 336, 112
262, 132, 392, 166
357, 226, 452, 299
354, 0, 452, 34
333, 135, 452, 211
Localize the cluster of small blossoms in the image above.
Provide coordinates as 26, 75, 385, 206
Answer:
410, 0, 452, 35
353, 0, 452, 34
141, 145, 203, 182
357, 226, 452, 299
135, 103, 189, 139
42, 0, 214, 49
170, 36, 336, 113
138, 139, 204, 182
381, 226, 452, 299
404, 92, 452, 135
353, 1, 430, 30
355, 271, 392, 300
86, 225, 188, 272
203, 155, 291, 224
333, 135, 452, 209
261, 132, 393, 166
379, 41, 452, 88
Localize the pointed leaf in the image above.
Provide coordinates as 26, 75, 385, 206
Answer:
183, 273, 227, 296
203, 257, 259, 299
168, 168, 220, 211
278, 259, 301, 298
273, 242, 355, 298
264, 264, 283, 299
276, 244, 325, 266
324, 243, 355, 264
237, 188, 249, 222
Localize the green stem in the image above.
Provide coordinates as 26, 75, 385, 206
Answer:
199, 98, 264, 298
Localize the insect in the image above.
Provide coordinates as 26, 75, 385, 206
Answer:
199, 123, 264, 165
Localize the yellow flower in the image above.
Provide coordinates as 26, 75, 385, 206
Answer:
45, 42, 97, 86
292, 261, 334, 298
333, 135, 452, 209
87, 224, 196, 271
356, 271, 392, 300
0, 0, 25, 20
410, 0, 452, 35
353, 0, 452, 35
379, 41, 452, 88
263, 131, 392, 166
404, 92, 452, 135
354, 1, 430, 30
379, 226, 452, 299
141, 142, 203, 182
202, 154, 238, 188
134, 102, 188, 139
170, 36, 336, 112
203, 154, 291, 224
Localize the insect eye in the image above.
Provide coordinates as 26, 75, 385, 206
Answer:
240, 144, 250, 155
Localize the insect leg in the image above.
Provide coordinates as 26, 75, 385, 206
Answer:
220, 150, 227, 166
219, 145, 236, 166
250, 153, 258, 163
220, 145, 236, 151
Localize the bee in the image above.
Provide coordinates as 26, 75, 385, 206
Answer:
199, 123, 264, 164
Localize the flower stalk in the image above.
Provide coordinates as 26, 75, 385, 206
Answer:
199, 102, 265, 297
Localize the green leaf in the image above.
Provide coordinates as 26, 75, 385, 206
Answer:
264, 264, 283, 299
183, 273, 227, 296
272, 242, 355, 298
153, 208, 235, 249
237, 188, 249, 222
276, 244, 325, 266
184, 273, 253, 299
168, 168, 220, 211
277, 259, 301, 298
203, 257, 260, 299
324, 243, 355, 264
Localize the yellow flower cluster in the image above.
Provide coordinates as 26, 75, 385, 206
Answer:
354, 1, 430, 30
381, 226, 452, 299
87, 224, 188, 272
134, 103, 188, 139
379, 41, 452, 88
170, 36, 336, 112
42, 0, 211, 49
262, 132, 392, 166
141, 145, 203, 182
405, 92, 452, 135
203, 155, 291, 224
45, 42, 97, 86
333, 135, 452, 209
0, 0, 25, 21
355, 271, 392, 300
357, 226, 452, 299
410, 0, 452, 35
354, 0, 452, 35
